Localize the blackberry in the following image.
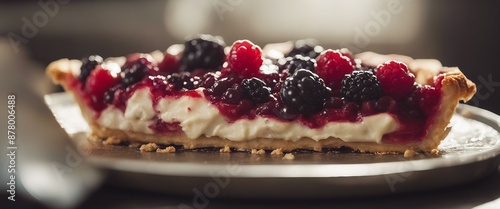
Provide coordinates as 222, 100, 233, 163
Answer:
286, 55, 316, 74
341, 71, 382, 102
280, 69, 327, 114
166, 73, 182, 91
210, 77, 233, 96
78, 55, 103, 82
242, 78, 271, 103
179, 34, 226, 72
222, 87, 243, 104
199, 72, 218, 89
121, 57, 152, 87
287, 39, 324, 58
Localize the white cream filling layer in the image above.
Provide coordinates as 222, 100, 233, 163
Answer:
97, 88, 399, 143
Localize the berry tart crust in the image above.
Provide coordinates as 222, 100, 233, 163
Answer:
46, 50, 475, 154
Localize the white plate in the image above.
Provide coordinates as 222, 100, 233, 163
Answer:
45, 93, 500, 198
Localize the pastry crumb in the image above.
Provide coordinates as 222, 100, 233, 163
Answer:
251, 149, 266, 155
140, 143, 158, 152
431, 149, 440, 155
219, 146, 231, 153
282, 153, 295, 160
271, 148, 284, 155
102, 136, 121, 145
404, 149, 415, 158
156, 146, 176, 153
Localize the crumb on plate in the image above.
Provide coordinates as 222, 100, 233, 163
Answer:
219, 146, 231, 153
140, 143, 158, 152
282, 153, 295, 160
404, 149, 415, 158
271, 148, 284, 155
251, 149, 266, 155
156, 146, 176, 153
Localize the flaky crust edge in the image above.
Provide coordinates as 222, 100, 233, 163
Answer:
46, 53, 476, 153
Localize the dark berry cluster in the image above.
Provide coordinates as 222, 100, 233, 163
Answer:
341, 71, 382, 102
280, 69, 327, 114
287, 39, 324, 58
78, 55, 103, 82
242, 78, 271, 103
166, 73, 200, 91
286, 55, 316, 74
121, 57, 153, 87
179, 34, 226, 72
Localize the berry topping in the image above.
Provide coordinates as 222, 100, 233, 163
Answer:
222, 87, 243, 104
324, 97, 344, 109
341, 71, 382, 102
242, 78, 271, 103
121, 56, 154, 87
315, 49, 355, 90
338, 48, 356, 68
78, 55, 103, 83
227, 40, 263, 78
179, 34, 226, 72
210, 77, 233, 96
375, 96, 397, 113
164, 73, 201, 91
280, 69, 327, 114
199, 72, 218, 89
375, 60, 415, 100
286, 55, 316, 74
287, 39, 324, 58
258, 72, 281, 91
416, 85, 440, 116
157, 52, 179, 74
85, 66, 120, 107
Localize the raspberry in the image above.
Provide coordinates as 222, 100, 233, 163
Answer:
157, 52, 179, 74
416, 85, 440, 116
179, 34, 226, 72
338, 48, 356, 68
375, 60, 415, 100
280, 69, 327, 114
242, 78, 271, 103
85, 66, 120, 105
341, 71, 382, 102
227, 40, 263, 78
286, 55, 316, 74
78, 55, 103, 83
315, 49, 355, 91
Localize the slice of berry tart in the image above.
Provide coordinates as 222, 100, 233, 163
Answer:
46, 35, 476, 153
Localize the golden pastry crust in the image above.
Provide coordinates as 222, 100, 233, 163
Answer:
46, 52, 476, 153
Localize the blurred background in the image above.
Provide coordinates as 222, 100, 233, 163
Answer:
1, 0, 499, 208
